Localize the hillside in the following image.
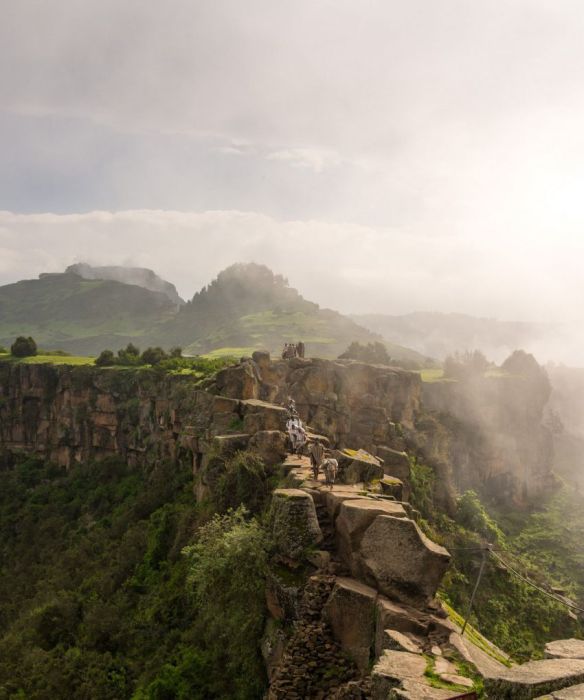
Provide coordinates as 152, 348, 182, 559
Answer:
150, 263, 432, 363
0, 272, 176, 353
67, 263, 184, 308
0, 262, 430, 364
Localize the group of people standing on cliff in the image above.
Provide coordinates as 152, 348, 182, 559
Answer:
285, 398, 338, 489
282, 341, 305, 360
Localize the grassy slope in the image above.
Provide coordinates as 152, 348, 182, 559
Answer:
0, 274, 175, 353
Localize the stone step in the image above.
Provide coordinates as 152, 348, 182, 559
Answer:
535, 683, 584, 698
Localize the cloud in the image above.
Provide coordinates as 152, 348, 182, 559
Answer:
266, 148, 342, 173
0, 208, 580, 330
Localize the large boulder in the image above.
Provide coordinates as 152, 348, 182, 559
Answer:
484, 658, 584, 699
336, 448, 385, 484
336, 499, 407, 575
249, 430, 288, 466
377, 446, 411, 482
375, 596, 429, 657
545, 640, 584, 661
359, 516, 450, 606
371, 650, 457, 700
270, 489, 323, 560
323, 577, 378, 671
241, 399, 288, 433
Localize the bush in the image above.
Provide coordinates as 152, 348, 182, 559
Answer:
117, 343, 142, 366
169, 346, 183, 358
141, 347, 168, 366
95, 349, 116, 367
10, 336, 37, 357
456, 490, 504, 544
444, 350, 489, 379
182, 507, 268, 699
215, 452, 269, 514
339, 341, 392, 365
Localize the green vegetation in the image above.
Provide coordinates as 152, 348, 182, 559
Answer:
10, 335, 37, 357
339, 341, 394, 365
412, 471, 584, 661
0, 455, 271, 699
2, 354, 95, 366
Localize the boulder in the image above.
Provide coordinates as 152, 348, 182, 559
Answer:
336, 499, 408, 575
371, 650, 427, 700
249, 430, 288, 465
380, 477, 404, 501
324, 487, 367, 521
377, 446, 411, 481
215, 361, 260, 399
323, 577, 378, 671
484, 658, 584, 699
270, 489, 323, 560
375, 596, 429, 657
241, 399, 288, 433
359, 516, 450, 606
546, 640, 584, 661
337, 448, 385, 484
381, 629, 423, 655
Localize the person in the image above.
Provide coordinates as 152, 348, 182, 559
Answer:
297, 341, 305, 358
309, 438, 325, 480
294, 423, 307, 455
322, 457, 338, 489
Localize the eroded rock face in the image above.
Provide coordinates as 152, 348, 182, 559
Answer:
323, 577, 378, 671
212, 356, 422, 451
360, 516, 450, 606
270, 489, 323, 560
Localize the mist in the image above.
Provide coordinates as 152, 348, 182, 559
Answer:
1, 2, 584, 358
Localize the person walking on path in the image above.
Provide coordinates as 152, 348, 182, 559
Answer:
309, 439, 325, 480
322, 457, 338, 489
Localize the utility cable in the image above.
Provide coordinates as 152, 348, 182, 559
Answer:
489, 550, 584, 615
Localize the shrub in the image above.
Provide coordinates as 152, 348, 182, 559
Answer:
183, 507, 268, 699
339, 341, 392, 365
95, 349, 116, 367
10, 336, 37, 357
169, 346, 183, 358
117, 343, 142, 365
456, 490, 504, 544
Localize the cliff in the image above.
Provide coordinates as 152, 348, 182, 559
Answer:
420, 373, 554, 505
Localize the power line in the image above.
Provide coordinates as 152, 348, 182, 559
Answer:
489, 550, 584, 615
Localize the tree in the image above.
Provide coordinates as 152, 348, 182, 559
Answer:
117, 343, 141, 365
141, 347, 167, 366
443, 350, 489, 379
339, 341, 391, 365
182, 507, 268, 699
95, 350, 115, 367
169, 346, 183, 358
10, 336, 37, 358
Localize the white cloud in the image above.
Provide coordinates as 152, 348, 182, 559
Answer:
266, 148, 342, 173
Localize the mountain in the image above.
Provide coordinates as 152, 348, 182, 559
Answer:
149, 263, 431, 363
67, 263, 184, 307
0, 271, 176, 353
0, 263, 430, 364
353, 311, 548, 362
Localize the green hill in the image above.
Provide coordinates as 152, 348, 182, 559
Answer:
150, 263, 430, 363
0, 272, 176, 353
0, 263, 430, 365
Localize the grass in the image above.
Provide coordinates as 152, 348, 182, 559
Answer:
418, 368, 452, 383
0, 353, 95, 366
202, 347, 257, 359
441, 600, 513, 667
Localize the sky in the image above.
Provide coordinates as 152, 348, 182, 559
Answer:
1, 0, 584, 323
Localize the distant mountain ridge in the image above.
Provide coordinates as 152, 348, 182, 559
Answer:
67, 263, 184, 307
0, 263, 429, 364
353, 311, 549, 363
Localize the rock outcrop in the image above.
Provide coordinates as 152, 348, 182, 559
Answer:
270, 489, 323, 560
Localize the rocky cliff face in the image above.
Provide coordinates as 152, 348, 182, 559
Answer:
420, 374, 554, 505
0, 356, 420, 474
213, 353, 421, 451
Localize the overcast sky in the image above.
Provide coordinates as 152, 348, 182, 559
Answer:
1, 0, 584, 322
